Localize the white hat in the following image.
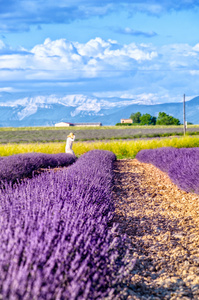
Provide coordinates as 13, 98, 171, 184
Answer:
67, 132, 75, 139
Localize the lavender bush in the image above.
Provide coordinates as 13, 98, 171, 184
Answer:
136, 147, 199, 194
168, 148, 199, 193
0, 150, 133, 299
0, 152, 76, 184
136, 147, 180, 172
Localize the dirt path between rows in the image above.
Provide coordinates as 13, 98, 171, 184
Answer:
112, 159, 199, 300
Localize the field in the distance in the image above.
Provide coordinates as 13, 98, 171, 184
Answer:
1, 125, 199, 144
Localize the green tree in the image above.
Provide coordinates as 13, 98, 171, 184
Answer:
140, 113, 156, 125
156, 112, 180, 125
130, 112, 141, 123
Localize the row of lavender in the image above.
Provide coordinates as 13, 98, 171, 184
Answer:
136, 147, 199, 194
0, 150, 133, 299
0, 152, 77, 184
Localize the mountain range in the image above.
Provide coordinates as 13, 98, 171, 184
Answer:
0, 92, 199, 127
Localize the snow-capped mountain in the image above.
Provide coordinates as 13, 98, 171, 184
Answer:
0, 92, 199, 126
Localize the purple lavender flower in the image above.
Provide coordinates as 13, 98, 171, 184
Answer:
136, 147, 179, 172
0, 150, 132, 299
168, 148, 199, 193
0, 152, 76, 184
136, 147, 199, 194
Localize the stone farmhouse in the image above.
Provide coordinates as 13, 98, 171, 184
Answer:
120, 118, 133, 124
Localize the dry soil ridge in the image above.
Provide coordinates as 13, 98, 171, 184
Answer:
112, 159, 199, 300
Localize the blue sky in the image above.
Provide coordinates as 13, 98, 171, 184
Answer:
1, 0, 199, 105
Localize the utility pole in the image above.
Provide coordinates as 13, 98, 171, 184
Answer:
183, 94, 186, 135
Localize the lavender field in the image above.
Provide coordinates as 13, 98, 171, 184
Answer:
136, 147, 199, 194
0, 150, 133, 299
1, 126, 199, 144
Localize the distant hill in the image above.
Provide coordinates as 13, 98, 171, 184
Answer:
0, 92, 198, 126
105, 97, 199, 125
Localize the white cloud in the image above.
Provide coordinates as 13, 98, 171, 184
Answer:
0, 37, 159, 82
190, 70, 199, 75
75, 38, 158, 62
75, 37, 109, 57
1, 38, 199, 105
118, 27, 157, 38
1, 1, 198, 34
0, 87, 16, 93
193, 43, 199, 52
0, 53, 31, 69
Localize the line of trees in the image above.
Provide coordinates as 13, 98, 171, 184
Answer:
130, 112, 181, 125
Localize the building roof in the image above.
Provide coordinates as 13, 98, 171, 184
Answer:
55, 122, 102, 126
73, 122, 101, 125
55, 122, 73, 125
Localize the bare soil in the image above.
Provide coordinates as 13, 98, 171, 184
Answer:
112, 159, 199, 300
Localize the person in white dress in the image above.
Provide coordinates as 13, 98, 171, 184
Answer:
65, 132, 75, 155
